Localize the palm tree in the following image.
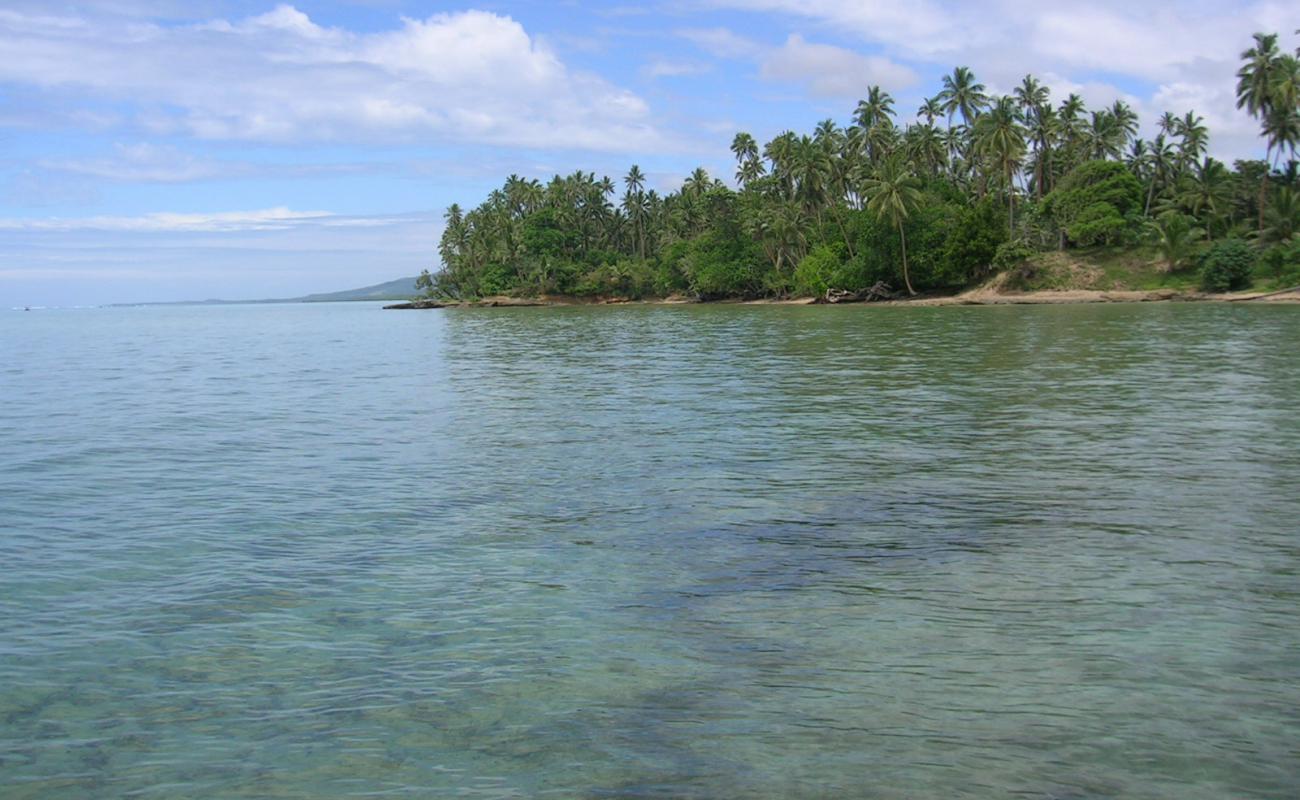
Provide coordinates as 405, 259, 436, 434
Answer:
938, 66, 988, 127
855, 85, 896, 129
862, 154, 923, 295
1085, 110, 1125, 161
1145, 135, 1178, 215
764, 131, 798, 198
1263, 186, 1299, 242
917, 96, 944, 126
1181, 157, 1231, 240
1110, 100, 1139, 145
1157, 111, 1179, 138
623, 165, 648, 259
1262, 54, 1300, 165
1149, 211, 1202, 270
1174, 112, 1209, 168
974, 96, 1027, 235
1014, 75, 1049, 113
906, 122, 947, 178
1026, 102, 1058, 196
731, 132, 762, 188
625, 164, 645, 195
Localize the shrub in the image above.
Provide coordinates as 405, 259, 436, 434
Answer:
1043, 160, 1143, 247
1199, 239, 1256, 292
992, 240, 1037, 270
937, 200, 1005, 285
793, 244, 844, 296
682, 229, 764, 299
1260, 241, 1300, 287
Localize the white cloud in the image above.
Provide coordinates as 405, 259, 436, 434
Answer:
679, 27, 763, 59
0, 6, 669, 152
707, 0, 1288, 159
761, 34, 918, 98
39, 143, 228, 183
643, 59, 712, 79
0, 208, 335, 233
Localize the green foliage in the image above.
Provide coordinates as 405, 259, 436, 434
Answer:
1260, 241, 1300, 286
1147, 211, 1202, 271
992, 240, 1037, 270
1199, 239, 1257, 292
793, 244, 843, 296
424, 47, 1288, 301
1043, 160, 1143, 246
679, 228, 765, 299
414, 269, 434, 297
939, 200, 1006, 284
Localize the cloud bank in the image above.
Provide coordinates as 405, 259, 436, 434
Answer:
0, 5, 666, 152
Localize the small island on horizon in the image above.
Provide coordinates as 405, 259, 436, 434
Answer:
399, 33, 1300, 310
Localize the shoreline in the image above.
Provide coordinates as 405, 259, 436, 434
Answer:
384, 286, 1300, 310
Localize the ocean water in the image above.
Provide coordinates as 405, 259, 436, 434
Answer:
1, 301, 1298, 798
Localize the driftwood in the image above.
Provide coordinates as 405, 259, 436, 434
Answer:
1226, 284, 1300, 302
819, 281, 897, 304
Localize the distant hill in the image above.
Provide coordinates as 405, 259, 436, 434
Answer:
294, 276, 419, 303
109, 276, 421, 307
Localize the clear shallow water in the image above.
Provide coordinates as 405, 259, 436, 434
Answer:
1, 301, 1298, 799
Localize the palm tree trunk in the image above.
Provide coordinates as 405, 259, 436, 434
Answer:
899, 220, 915, 296
829, 203, 855, 258
1007, 163, 1015, 238
1258, 172, 1268, 233
1145, 178, 1156, 217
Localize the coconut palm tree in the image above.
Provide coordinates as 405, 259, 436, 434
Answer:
1026, 102, 1059, 196
1149, 211, 1203, 270
764, 131, 798, 199
731, 132, 763, 188
1261, 55, 1300, 165
623, 165, 648, 259
855, 85, 896, 129
1145, 135, 1179, 215
917, 96, 944, 126
1262, 186, 1299, 242
1175, 112, 1209, 167
1014, 75, 1049, 113
974, 96, 1027, 235
1111, 100, 1139, 145
906, 122, 947, 178
1181, 157, 1231, 239
862, 154, 924, 295
938, 66, 988, 127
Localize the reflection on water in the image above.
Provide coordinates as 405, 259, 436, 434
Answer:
1, 302, 1298, 798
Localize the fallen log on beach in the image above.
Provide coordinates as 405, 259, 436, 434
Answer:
817, 281, 897, 304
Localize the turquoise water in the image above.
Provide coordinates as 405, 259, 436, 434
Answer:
1, 301, 1298, 798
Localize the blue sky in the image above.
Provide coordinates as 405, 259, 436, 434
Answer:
0, 1, 1291, 305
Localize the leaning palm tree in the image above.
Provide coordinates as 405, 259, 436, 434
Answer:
862, 154, 924, 295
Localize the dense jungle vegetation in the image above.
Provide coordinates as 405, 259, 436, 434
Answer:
417, 33, 1300, 300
